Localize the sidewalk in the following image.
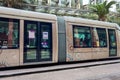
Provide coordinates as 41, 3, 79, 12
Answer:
0, 59, 120, 78
1, 61, 120, 80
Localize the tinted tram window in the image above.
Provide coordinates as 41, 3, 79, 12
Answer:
24, 21, 52, 62
0, 17, 19, 49
109, 30, 116, 47
40, 24, 52, 49
40, 23, 52, 60
73, 26, 92, 48
108, 29, 117, 56
26, 23, 37, 48
96, 28, 107, 47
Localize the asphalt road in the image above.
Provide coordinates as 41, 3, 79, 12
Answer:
1, 63, 120, 80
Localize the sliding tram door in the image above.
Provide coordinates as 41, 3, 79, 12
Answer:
24, 20, 52, 63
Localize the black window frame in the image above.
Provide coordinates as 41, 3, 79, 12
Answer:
0, 17, 19, 49
24, 20, 53, 62
73, 25, 92, 48
96, 28, 107, 48
108, 29, 117, 56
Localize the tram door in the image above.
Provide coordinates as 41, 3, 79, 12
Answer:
108, 29, 117, 56
24, 21, 52, 63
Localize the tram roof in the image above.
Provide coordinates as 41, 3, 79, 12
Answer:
0, 7, 57, 20
64, 16, 120, 30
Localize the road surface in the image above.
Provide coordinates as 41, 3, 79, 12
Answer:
1, 62, 120, 80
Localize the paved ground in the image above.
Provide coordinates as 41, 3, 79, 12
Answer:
1, 63, 120, 80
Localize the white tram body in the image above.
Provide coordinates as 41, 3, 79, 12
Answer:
0, 7, 58, 67
59, 16, 120, 61
0, 7, 120, 67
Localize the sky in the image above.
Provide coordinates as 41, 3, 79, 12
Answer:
108, 0, 118, 12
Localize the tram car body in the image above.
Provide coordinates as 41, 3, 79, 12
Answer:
0, 7, 120, 67
57, 16, 120, 62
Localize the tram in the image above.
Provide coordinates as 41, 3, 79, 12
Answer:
0, 7, 120, 67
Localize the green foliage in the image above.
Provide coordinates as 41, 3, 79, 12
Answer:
25, 0, 38, 5
0, 0, 28, 8
90, 1, 116, 21
0, 0, 39, 11
23, 0, 38, 11
42, 0, 48, 5
117, 9, 120, 17
108, 16, 120, 26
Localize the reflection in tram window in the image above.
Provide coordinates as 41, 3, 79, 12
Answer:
91, 28, 99, 47
96, 28, 107, 47
26, 49, 36, 60
73, 26, 92, 48
41, 25, 51, 48
0, 17, 19, 48
109, 30, 116, 47
27, 24, 36, 48
41, 49, 51, 59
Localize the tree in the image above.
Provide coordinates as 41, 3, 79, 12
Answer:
90, 1, 116, 21
24, 0, 38, 11
117, 9, 120, 17
1, 0, 38, 11
1, 0, 24, 8
53, 0, 59, 14
75, 0, 80, 9
41, 0, 49, 13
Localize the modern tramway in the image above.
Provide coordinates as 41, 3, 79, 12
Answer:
0, 7, 120, 67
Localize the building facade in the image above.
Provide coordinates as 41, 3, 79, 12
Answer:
89, 0, 105, 5
116, 1, 120, 10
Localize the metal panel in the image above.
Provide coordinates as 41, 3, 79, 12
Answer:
58, 34, 66, 62
57, 16, 66, 62
57, 17, 66, 34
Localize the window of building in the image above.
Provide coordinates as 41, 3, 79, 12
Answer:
73, 25, 92, 48
96, 28, 107, 47
0, 17, 19, 49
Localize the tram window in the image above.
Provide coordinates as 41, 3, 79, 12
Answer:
96, 28, 107, 47
108, 29, 116, 47
0, 17, 19, 49
73, 26, 92, 48
26, 23, 37, 48
41, 24, 52, 49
